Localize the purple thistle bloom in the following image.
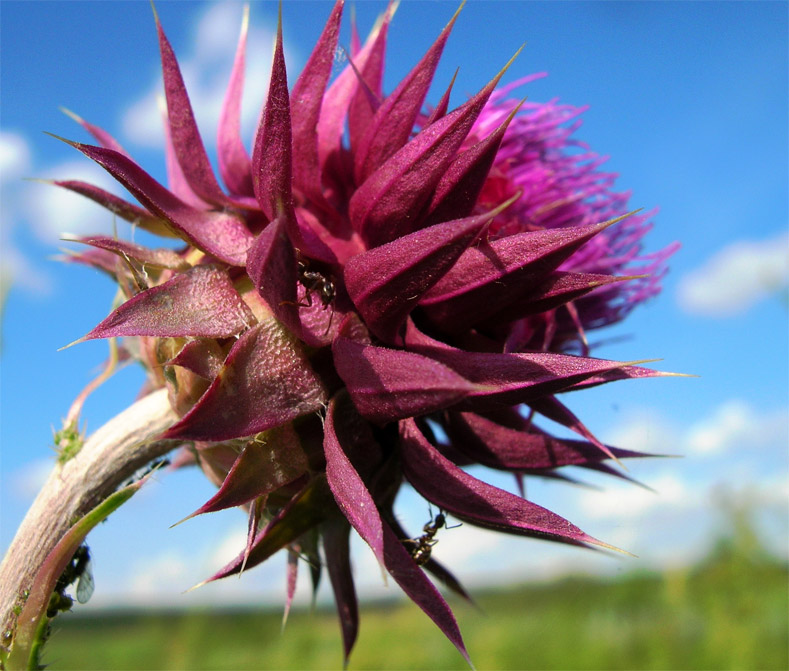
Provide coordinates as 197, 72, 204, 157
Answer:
53, 2, 677, 664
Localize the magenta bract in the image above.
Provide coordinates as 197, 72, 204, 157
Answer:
56, 1, 678, 664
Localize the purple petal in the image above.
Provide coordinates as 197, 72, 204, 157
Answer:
290, 0, 345, 202
56, 136, 255, 265
155, 9, 237, 208
217, 6, 253, 197
399, 418, 609, 548
322, 520, 359, 666
354, 4, 462, 183
349, 50, 521, 248
81, 265, 254, 341
344, 203, 512, 343
332, 333, 480, 423
163, 319, 327, 441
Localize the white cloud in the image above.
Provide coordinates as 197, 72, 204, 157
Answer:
23, 160, 122, 242
122, 3, 279, 152
127, 550, 191, 599
685, 400, 788, 455
577, 474, 692, 521
0, 132, 52, 294
7, 458, 54, 501
677, 232, 789, 316
0, 131, 31, 182
603, 408, 679, 455
602, 400, 788, 459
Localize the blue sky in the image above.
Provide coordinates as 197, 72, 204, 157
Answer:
1, 1, 787, 612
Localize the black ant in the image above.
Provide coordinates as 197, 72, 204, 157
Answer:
280, 258, 336, 335
402, 511, 455, 566
297, 260, 336, 308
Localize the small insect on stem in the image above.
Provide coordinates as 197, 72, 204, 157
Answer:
402, 511, 450, 566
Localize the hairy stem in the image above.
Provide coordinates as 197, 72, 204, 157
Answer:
0, 388, 178, 641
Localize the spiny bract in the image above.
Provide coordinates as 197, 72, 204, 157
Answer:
56, 1, 677, 664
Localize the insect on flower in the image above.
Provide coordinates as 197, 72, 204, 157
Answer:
296, 259, 336, 309
53, 0, 679, 664
402, 511, 455, 566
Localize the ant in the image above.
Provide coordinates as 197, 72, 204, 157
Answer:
297, 260, 336, 309
280, 257, 337, 335
402, 511, 455, 566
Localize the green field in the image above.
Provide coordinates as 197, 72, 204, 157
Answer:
42, 533, 788, 671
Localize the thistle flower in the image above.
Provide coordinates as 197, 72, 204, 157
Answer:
53, 1, 676, 664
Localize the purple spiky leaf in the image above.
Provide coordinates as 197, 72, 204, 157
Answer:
419, 214, 631, 332
399, 418, 612, 549
324, 392, 385, 564
47, 180, 175, 238
79, 265, 253, 342
415, 345, 661, 408
444, 411, 649, 471
203, 475, 334, 582
322, 520, 360, 665
347, 1, 396, 155
353, 3, 461, 183
63, 235, 190, 271
527, 395, 614, 459
166, 339, 225, 381
425, 99, 524, 226
245, 213, 305, 341
387, 516, 473, 603
290, 0, 345, 202
344, 202, 513, 344
332, 331, 481, 424
381, 520, 472, 666
163, 319, 327, 441
217, 5, 253, 197
349, 50, 520, 248
155, 8, 237, 208
55, 136, 255, 265
60, 107, 129, 157
282, 547, 299, 626
182, 423, 309, 519
252, 9, 297, 227
423, 68, 457, 128
316, 14, 380, 179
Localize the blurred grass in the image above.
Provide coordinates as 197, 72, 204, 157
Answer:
44, 527, 788, 671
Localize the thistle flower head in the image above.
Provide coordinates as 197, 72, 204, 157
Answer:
56, 1, 676, 663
